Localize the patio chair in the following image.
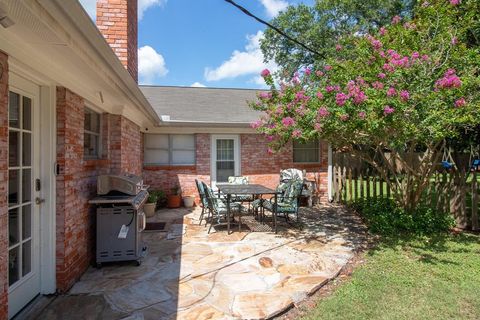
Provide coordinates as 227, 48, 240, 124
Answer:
202, 182, 244, 233
195, 179, 211, 226
260, 179, 304, 223
228, 176, 254, 205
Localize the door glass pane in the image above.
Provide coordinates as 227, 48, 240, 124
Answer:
8, 169, 19, 206
22, 169, 31, 203
217, 161, 235, 183
23, 96, 32, 130
216, 139, 235, 182
9, 208, 19, 246
9, 131, 19, 167
23, 132, 31, 166
22, 241, 32, 276
9, 92, 20, 128
22, 205, 31, 239
9, 247, 20, 286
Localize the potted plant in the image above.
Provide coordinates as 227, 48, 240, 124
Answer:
144, 192, 159, 218
167, 185, 182, 208
182, 195, 195, 208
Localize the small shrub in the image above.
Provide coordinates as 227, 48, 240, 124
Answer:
351, 198, 455, 235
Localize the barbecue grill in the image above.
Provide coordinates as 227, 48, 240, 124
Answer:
89, 174, 148, 267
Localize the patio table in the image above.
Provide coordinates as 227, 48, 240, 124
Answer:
216, 183, 280, 233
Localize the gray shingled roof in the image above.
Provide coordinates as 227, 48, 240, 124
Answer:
140, 86, 264, 125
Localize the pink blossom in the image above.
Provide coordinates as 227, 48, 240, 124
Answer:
260, 69, 271, 77
324, 65, 332, 71
454, 97, 466, 108
304, 68, 312, 76
316, 92, 324, 100
383, 63, 395, 73
314, 123, 322, 131
372, 81, 384, 90
292, 129, 302, 138
384, 105, 395, 115
250, 120, 262, 129
325, 86, 335, 93
367, 35, 382, 50
295, 90, 306, 101
435, 69, 462, 89
282, 117, 295, 127
392, 15, 401, 24
411, 52, 420, 60
318, 107, 330, 118
378, 73, 386, 79
336, 92, 349, 106
267, 148, 274, 154
340, 114, 350, 121
335, 44, 343, 51
353, 91, 368, 105
266, 135, 275, 141
450, 0, 460, 5
358, 111, 366, 119
379, 27, 387, 36
422, 1, 430, 7
387, 87, 397, 97
333, 85, 341, 92
421, 54, 429, 61
259, 92, 272, 99
316, 70, 324, 77
451, 37, 458, 45
400, 90, 410, 102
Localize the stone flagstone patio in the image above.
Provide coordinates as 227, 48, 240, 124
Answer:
35, 205, 367, 320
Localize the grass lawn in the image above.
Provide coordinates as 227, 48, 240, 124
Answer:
301, 233, 480, 320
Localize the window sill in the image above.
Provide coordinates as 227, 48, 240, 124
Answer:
84, 158, 109, 167
144, 164, 196, 171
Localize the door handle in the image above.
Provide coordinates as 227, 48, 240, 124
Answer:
35, 197, 45, 205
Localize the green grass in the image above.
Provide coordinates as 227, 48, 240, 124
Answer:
302, 233, 480, 320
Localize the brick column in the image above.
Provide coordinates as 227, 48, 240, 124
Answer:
0, 50, 9, 320
109, 114, 142, 176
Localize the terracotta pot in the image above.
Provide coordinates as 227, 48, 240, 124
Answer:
144, 203, 156, 218
183, 195, 195, 208
167, 195, 182, 208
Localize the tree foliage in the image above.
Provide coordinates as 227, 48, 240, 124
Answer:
252, 0, 480, 210
261, 0, 416, 77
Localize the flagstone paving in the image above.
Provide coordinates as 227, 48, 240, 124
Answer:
36, 205, 367, 320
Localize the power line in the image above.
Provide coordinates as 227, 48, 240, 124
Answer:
224, 0, 325, 59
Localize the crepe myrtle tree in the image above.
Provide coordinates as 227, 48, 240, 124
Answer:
250, 0, 480, 211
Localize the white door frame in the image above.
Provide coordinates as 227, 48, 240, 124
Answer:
8, 62, 56, 318
210, 134, 241, 188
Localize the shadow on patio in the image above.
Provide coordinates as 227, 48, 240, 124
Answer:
33, 204, 367, 320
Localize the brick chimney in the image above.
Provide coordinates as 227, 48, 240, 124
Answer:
96, 0, 138, 82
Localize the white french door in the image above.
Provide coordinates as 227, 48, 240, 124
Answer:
8, 76, 41, 319
211, 135, 240, 188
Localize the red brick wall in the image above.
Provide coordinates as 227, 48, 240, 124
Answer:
56, 87, 111, 292
0, 50, 9, 320
143, 133, 329, 203
109, 114, 142, 176
96, 0, 138, 82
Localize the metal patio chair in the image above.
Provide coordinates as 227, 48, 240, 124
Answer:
195, 179, 211, 226
260, 179, 304, 223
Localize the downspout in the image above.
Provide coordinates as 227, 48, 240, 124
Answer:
327, 144, 333, 202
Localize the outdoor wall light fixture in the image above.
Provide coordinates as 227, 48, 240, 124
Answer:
0, 3, 15, 28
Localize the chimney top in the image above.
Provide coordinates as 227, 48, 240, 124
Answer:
96, 0, 138, 82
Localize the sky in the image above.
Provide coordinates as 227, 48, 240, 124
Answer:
79, 0, 312, 89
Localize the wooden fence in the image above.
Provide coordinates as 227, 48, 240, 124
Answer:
332, 152, 479, 231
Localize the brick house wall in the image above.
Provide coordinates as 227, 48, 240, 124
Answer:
144, 133, 329, 204
55, 88, 141, 293
96, 0, 138, 82
0, 51, 9, 320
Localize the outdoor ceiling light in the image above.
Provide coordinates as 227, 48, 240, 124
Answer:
0, 3, 14, 28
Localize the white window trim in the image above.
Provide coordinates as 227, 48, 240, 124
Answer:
210, 134, 241, 188
84, 107, 102, 159
144, 134, 196, 166
293, 140, 321, 164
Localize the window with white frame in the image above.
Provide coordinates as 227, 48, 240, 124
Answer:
144, 134, 195, 165
293, 140, 320, 163
84, 107, 101, 159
